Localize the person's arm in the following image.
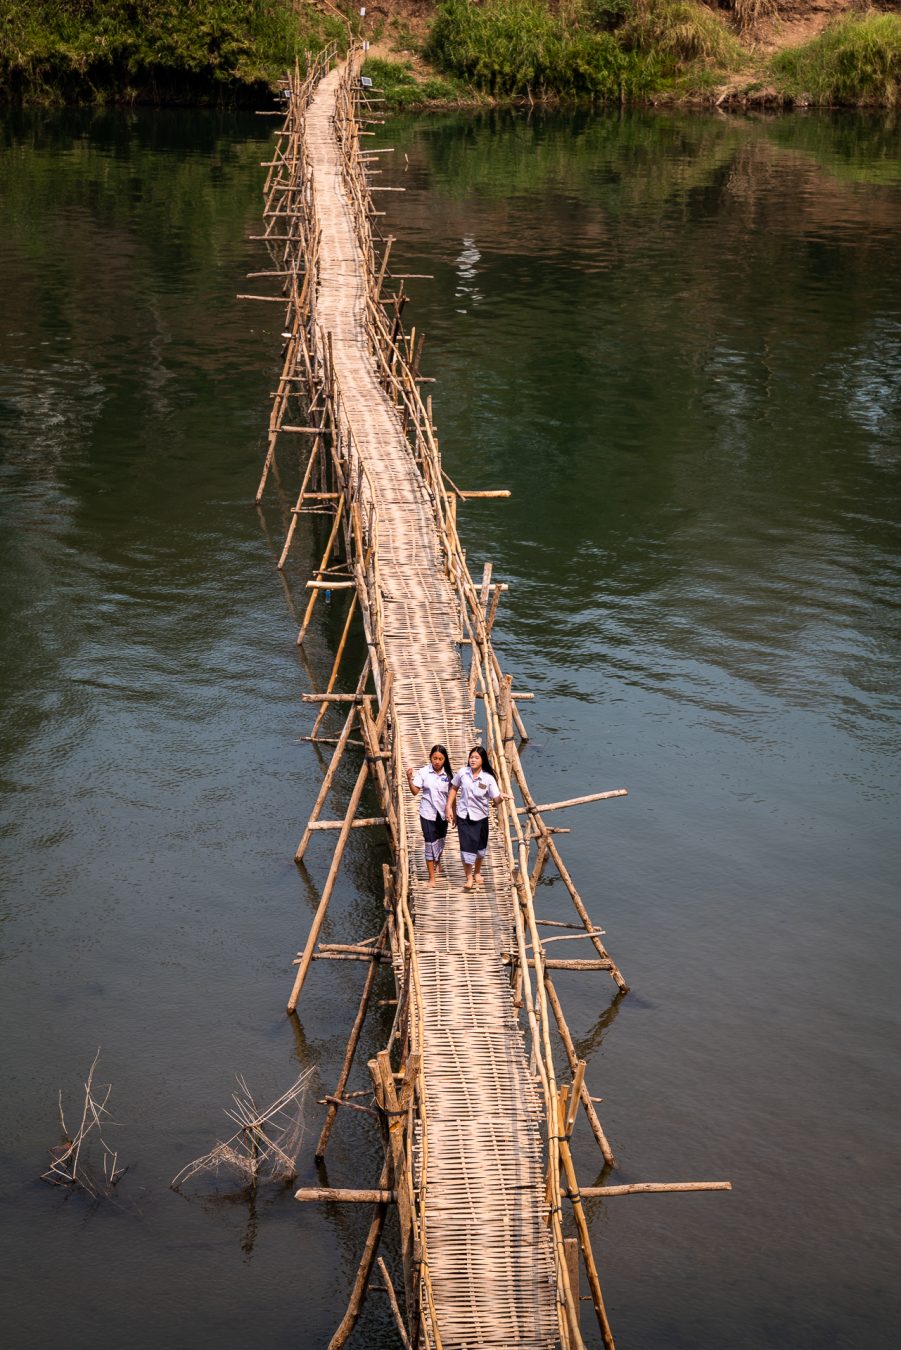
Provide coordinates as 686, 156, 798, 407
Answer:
446, 785, 458, 824
406, 767, 421, 798
488, 775, 512, 804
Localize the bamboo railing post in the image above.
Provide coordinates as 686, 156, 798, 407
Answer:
372, 1051, 420, 1327
501, 672, 515, 764
358, 701, 399, 848
564, 1237, 581, 1332
530, 835, 549, 891
490, 647, 529, 741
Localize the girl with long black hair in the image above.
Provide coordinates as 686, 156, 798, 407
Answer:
406, 744, 454, 887
445, 746, 510, 891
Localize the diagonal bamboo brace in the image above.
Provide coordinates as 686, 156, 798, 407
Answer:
295, 656, 370, 863
287, 674, 392, 1013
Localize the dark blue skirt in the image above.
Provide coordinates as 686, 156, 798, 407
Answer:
457, 813, 489, 857
420, 815, 448, 844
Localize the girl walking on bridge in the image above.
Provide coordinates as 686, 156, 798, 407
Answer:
406, 745, 454, 887
446, 747, 510, 891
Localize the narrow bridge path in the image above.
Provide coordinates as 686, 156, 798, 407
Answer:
307, 66, 559, 1348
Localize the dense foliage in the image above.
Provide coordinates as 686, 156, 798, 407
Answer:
3, 1, 900, 107
772, 13, 901, 107
424, 0, 742, 101
0, 0, 347, 103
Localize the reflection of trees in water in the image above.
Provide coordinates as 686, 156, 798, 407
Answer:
1, 108, 274, 518
379, 109, 901, 725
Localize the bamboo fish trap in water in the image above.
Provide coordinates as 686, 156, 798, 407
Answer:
246, 44, 729, 1350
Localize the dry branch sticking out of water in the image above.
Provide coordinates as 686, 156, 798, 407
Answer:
171, 1071, 313, 1192
43, 1049, 126, 1197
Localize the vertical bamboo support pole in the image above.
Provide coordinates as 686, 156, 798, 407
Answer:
277, 417, 329, 570
558, 1087, 616, 1350
376, 1256, 413, 1350
501, 672, 515, 763
296, 498, 345, 646
314, 921, 387, 1163
565, 1238, 581, 1332
372, 1052, 420, 1325
310, 591, 359, 739
374, 236, 394, 305
446, 496, 457, 583
485, 579, 503, 636
488, 647, 529, 741
294, 701, 358, 863
327, 1158, 392, 1350
256, 396, 287, 503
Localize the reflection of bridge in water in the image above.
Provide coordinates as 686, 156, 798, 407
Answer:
249, 45, 728, 1350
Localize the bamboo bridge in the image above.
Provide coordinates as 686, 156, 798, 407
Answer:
248, 46, 729, 1350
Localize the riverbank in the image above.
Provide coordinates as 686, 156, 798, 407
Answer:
1, 1, 898, 108
363, 1, 901, 111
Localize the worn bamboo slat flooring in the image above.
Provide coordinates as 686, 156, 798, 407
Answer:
306, 68, 559, 1348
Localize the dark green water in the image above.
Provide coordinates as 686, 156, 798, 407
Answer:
1, 105, 899, 1349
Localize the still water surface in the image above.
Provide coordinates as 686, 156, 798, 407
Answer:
1, 106, 899, 1349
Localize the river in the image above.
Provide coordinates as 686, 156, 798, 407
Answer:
1, 104, 899, 1349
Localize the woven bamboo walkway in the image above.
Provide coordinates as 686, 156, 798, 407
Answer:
307, 65, 558, 1348
253, 47, 730, 1349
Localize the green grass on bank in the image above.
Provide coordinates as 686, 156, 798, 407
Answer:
0, 0, 348, 104
361, 57, 466, 108
423, 0, 743, 103
772, 13, 901, 107
398, 1, 901, 109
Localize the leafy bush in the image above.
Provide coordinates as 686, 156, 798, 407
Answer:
772, 13, 901, 106
0, 1, 348, 103
426, 0, 659, 101
581, 0, 634, 33
619, 0, 743, 69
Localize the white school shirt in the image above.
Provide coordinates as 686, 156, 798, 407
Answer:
413, 764, 451, 821
451, 765, 501, 820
